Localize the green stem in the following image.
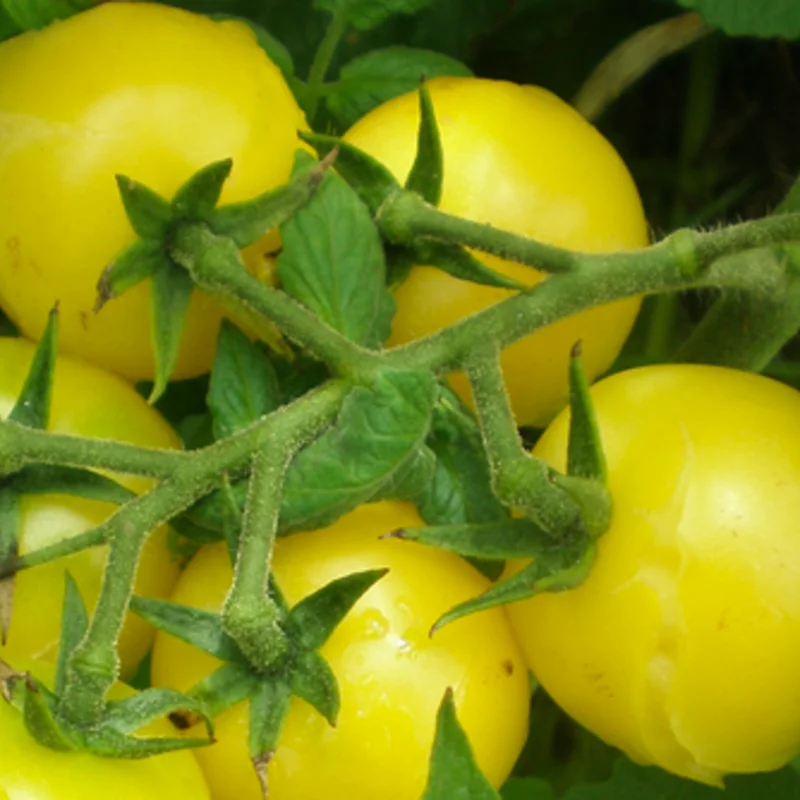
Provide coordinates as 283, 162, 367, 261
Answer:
643, 293, 680, 362
0, 529, 106, 580
171, 224, 373, 378
675, 245, 800, 367
384, 227, 800, 375
1, 383, 350, 581
465, 347, 582, 538
54, 381, 347, 726
221, 445, 291, 671
58, 465, 220, 726
0, 422, 188, 480
378, 191, 581, 274
378, 190, 800, 279
304, 10, 349, 121
222, 375, 345, 671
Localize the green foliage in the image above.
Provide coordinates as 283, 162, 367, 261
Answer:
565, 758, 800, 799
326, 46, 472, 129
207, 322, 281, 440
0, 0, 91, 29
677, 0, 800, 39
279, 369, 437, 531
313, 0, 437, 32
277, 151, 395, 348
422, 690, 501, 800
501, 779, 553, 800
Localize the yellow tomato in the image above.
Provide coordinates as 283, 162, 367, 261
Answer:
151, 501, 530, 800
0, 337, 181, 677
505, 364, 800, 784
0, 659, 210, 800
0, 2, 305, 381
343, 77, 648, 426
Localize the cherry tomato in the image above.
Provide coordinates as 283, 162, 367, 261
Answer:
505, 364, 800, 784
0, 337, 182, 678
151, 501, 530, 799
343, 77, 649, 426
0, 659, 210, 800
0, 2, 305, 381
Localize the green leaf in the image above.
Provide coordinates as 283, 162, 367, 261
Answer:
208, 321, 281, 441
417, 387, 510, 527
501, 778, 553, 800
422, 688, 500, 799
9, 305, 58, 430
149, 265, 195, 404
0, 489, 19, 645
280, 370, 437, 532
20, 677, 75, 752
277, 151, 395, 348
290, 650, 339, 726
54, 574, 88, 697
188, 662, 261, 719
104, 687, 213, 738
677, 0, 800, 39
394, 519, 557, 560
777, 176, 800, 214
103, 687, 214, 738
326, 46, 471, 129
0, 0, 92, 29
210, 150, 332, 249
172, 159, 233, 221
115, 175, 173, 241
370, 444, 437, 502
433, 541, 596, 632
11, 465, 135, 506
564, 757, 800, 799
286, 569, 388, 650
210, 14, 295, 77
300, 132, 401, 216
249, 679, 292, 793
0, 6, 20, 40
129, 596, 245, 663
567, 342, 606, 483
314, 0, 437, 31
82, 725, 211, 758
406, 82, 444, 206
412, 241, 525, 290
96, 240, 170, 313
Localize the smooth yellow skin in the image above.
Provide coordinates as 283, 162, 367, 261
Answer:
0, 660, 210, 800
152, 501, 530, 800
0, 2, 305, 381
0, 338, 182, 677
505, 365, 800, 784
343, 77, 649, 427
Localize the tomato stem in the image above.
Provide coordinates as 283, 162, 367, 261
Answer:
381, 212, 800, 375
0, 421, 188, 480
52, 381, 347, 727
303, 10, 349, 122
465, 347, 587, 539
171, 223, 375, 379
221, 395, 343, 671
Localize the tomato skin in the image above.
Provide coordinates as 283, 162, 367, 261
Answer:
0, 660, 211, 800
0, 337, 182, 678
342, 77, 648, 427
0, 2, 304, 381
151, 501, 530, 800
505, 364, 800, 784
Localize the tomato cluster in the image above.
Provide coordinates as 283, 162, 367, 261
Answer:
1, 3, 799, 800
